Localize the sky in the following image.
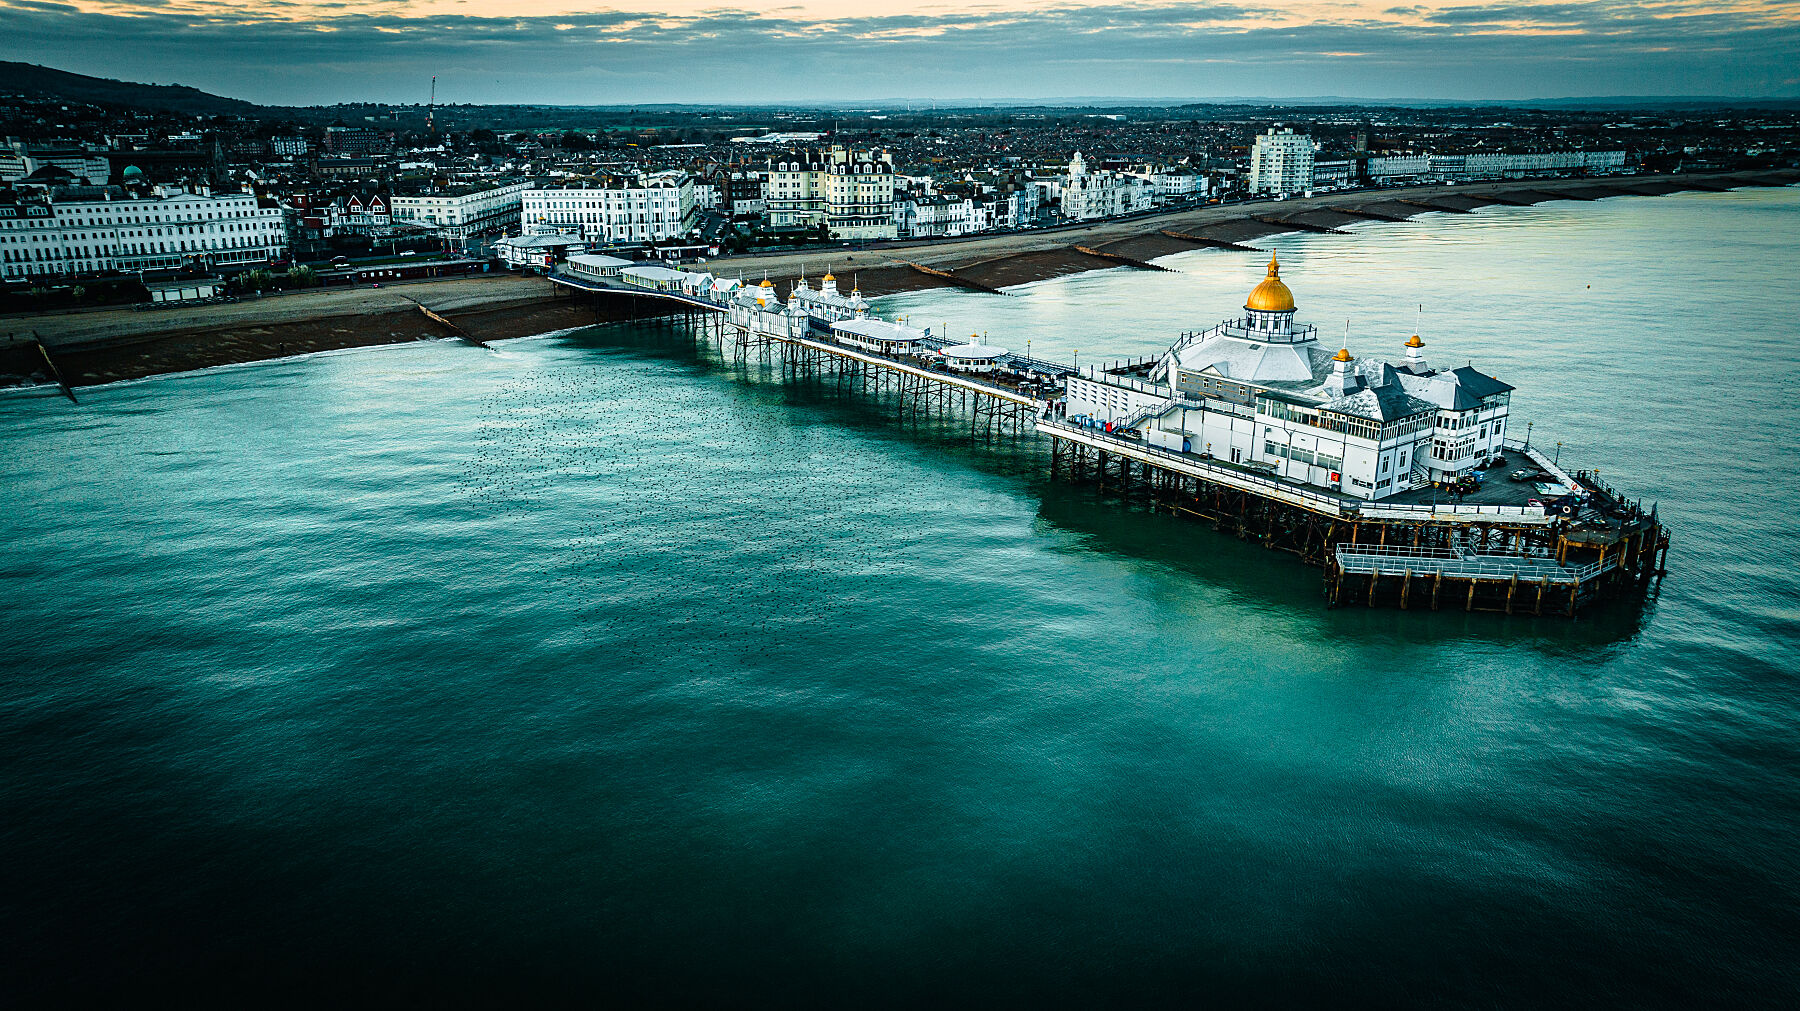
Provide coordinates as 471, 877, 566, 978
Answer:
7, 0, 1799, 105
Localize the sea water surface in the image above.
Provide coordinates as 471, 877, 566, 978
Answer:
4, 188, 1799, 1005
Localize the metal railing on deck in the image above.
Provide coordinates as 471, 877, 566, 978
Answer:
1334, 545, 1613, 585
1039, 416, 1348, 516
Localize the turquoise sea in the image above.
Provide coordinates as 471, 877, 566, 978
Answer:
4, 187, 1798, 1004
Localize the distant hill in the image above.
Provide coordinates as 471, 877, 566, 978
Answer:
0, 62, 263, 117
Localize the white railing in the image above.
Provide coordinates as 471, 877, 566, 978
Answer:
1359, 501, 1553, 524
1040, 417, 1347, 516
1113, 398, 1177, 432
1335, 545, 1596, 584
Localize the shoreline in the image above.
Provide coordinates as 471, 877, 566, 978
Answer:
3, 168, 1794, 392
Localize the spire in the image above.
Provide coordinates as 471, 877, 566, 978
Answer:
1266, 252, 1280, 279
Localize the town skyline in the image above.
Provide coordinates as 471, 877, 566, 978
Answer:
10, 0, 1800, 106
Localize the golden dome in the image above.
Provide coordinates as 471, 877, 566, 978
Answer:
1332, 347, 1353, 362
759, 278, 774, 288
1404, 334, 1424, 348
1246, 253, 1296, 313
823, 271, 836, 282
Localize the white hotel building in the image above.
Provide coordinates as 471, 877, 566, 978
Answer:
391, 181, 530, 239
765, 146, 898, 240
521, 172, 696, 246
1065, 255, 1513, 501
1248, 127, 1316, 197
0, 185, 288, 280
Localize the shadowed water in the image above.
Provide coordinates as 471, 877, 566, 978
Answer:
3, 188, 1797, 1005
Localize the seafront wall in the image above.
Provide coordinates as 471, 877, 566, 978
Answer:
2, 168, 1794, 390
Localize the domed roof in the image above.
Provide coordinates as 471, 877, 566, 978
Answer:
1404, 334, 1424, 348
759, 278, 774, 288
1246, 253, 1296, 313
1332, 347, 1354, 362
122, 164, 145, 179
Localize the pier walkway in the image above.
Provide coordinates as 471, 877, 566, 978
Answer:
546, 268, 1076, 377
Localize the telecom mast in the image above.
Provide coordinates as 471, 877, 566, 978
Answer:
428, 75, 437, 134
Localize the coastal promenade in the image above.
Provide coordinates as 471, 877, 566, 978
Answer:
3, 168, 1793, 389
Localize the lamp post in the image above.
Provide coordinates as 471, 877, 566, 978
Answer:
1555, 441, 1563, 466
1525, 420, 1533, 450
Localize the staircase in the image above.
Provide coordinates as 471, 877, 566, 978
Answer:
1113, 398, 1176, 434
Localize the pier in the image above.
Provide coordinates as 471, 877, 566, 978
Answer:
545, 259, 1667, 618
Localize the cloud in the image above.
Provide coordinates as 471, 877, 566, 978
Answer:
3, 0, 1797, 103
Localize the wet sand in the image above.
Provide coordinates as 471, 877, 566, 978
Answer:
4, 168, 1794, 390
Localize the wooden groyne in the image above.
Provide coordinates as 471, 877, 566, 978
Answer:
897, 260, 1009, 295
1074, 245, 1173, 272
1158, 229, 1263, 252
1330, 206, 1412, 222
1478, 193, 1545, 207
33, 338, 77, 403
1397, 198, 1474, 215
406, 298, 490, 348
1251, 215, 1347, 235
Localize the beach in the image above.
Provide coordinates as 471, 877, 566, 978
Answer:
4, 168, 1794, 389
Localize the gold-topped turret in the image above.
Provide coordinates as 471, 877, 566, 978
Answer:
1405, 334, 1424, 348
1332, 347, 1353, 362
1246, 252, 1297, 313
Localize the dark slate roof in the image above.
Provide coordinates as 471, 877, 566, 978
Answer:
1448, 365, 1514, 396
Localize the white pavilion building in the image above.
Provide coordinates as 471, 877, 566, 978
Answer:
1064, 254, 1514, 500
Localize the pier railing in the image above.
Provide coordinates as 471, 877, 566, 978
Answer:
1334, 544, 1616, 585
1358, 501, 1553, 525
1039, 416, 1349, 517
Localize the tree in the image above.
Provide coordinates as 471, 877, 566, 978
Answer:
286, 264, 319, 288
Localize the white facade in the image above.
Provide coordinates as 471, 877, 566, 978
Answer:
1148, 169, 1206, 204
1059, 152, 1154, 221
900, 196, 976, 238
391, 181, 529, 238
787, 272, 868, 324
496, 233, 586, 269
1249, 128, 1315, 196
1365, 150, 1627, 184
0, 187, 287, 279
522, 173, 696, 246
765, 146, 898, 240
